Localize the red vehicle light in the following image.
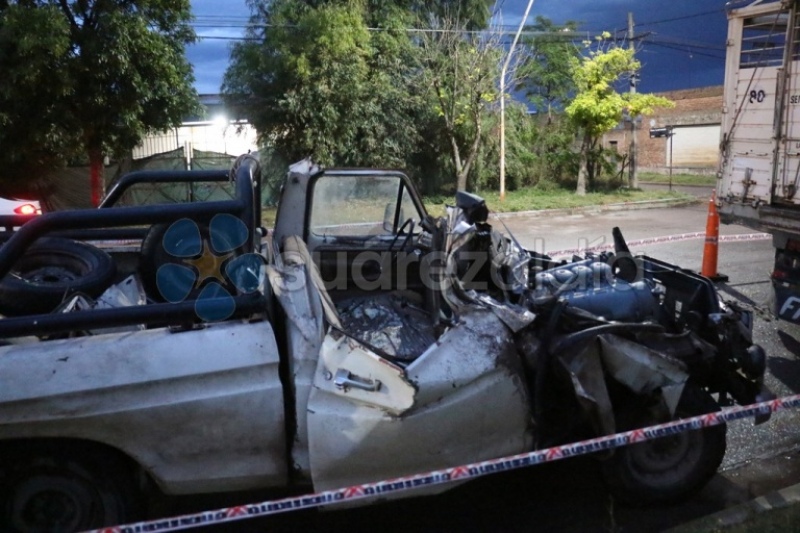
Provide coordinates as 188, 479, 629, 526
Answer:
13, 204, 38, 215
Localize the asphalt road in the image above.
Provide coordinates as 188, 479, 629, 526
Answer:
164, 203, 800, 533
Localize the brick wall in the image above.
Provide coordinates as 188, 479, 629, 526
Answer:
604, 85, 723, 173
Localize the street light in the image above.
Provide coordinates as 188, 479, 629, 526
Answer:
499, 0, 536, 201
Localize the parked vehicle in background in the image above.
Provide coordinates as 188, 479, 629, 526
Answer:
0, 157, 771, 532
718, 0, 800, 322
0, 197, 40, 216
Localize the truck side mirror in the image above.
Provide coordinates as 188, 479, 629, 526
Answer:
383, 203, 394, 232
383, 204, 405, 233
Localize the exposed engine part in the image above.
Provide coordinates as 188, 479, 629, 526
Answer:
533, 260, 661, 322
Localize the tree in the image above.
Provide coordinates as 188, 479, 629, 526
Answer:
406, 0, 494, 29
0, 4, 77, 196
517, 16, 579, 121
565, 35, 673, 195
224, 0, 420, 169
0, 1, 198, 204
414, 14, 502, 191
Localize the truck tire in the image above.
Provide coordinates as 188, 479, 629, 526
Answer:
601, 384, 727, 505
0, 444, 141, 532
0, 238, 116, 316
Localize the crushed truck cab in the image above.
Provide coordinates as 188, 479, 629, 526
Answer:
0, 156, 770, 531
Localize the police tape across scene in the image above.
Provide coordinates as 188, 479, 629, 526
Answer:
83, 392, 800, 533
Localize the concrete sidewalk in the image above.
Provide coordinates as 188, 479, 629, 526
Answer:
492, 196, 698, 220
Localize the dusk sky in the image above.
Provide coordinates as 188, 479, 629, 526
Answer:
187, 0, 730, 96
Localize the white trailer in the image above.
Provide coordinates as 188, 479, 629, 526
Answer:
719, 0, 800, 321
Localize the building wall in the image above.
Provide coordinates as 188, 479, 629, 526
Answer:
604, 86, 723, 174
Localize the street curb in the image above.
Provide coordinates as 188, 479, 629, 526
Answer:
666, 482, 800, 532
640, 182, 717, 189
490, 197, 700, 220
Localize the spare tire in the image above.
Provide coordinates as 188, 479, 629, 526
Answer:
0, 238, 116, 316
139, 219, 248, 303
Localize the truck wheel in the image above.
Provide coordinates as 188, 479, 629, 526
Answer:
601, 385, 727, 505
0, 445, 140, 532
0, 238, 116, 316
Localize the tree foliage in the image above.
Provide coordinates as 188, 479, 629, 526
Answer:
472, 104, 579, 192
565, 35, 673, 195
0, 0, 198, 198
0, 4, 76, 194
412, 0, 494, 30
224, 0, 420, 168
414, 14, 501, 191
517, 16, 579, 120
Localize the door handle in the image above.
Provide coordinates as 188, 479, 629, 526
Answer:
334, 368, 382, 392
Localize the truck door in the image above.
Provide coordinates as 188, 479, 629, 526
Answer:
305, 309, 533, 503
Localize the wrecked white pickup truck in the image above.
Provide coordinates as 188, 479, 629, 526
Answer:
0, 157, 771, 531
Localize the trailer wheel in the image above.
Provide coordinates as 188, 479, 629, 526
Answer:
601, 384, 727, 505
0, 444, 141, 532
0, 238, 116, 316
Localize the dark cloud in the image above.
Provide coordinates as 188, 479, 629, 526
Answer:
187, 39, 235, 94
500, 0, 729, 92
188, 0, 730, 94
188, 0, 250, 93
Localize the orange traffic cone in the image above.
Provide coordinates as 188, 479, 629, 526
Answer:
701, 190, 729, 282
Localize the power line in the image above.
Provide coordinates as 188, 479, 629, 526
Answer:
192, 22, 591, 38
196, 35, 257, 41
647, 36, 725, 52
191, 14, 569, 32
638, 8, 725, 27
193, 30, 727, 58
190, 7, 727, 29
644, 40, 725, 60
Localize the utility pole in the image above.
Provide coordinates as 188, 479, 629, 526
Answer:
500, 0, 536, 201
628, 12, 638, 189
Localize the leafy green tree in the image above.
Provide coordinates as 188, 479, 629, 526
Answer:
414, 14, 501, 191
224, 0, 420, 169
0, 1, 197, 203
408, 0, 493, 29
474, 104, 579, 192
565, 35, 673, 195
0, 4, 77, 196
517, 16, 579, 121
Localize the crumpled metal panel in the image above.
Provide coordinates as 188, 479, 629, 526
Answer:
557, 333, 690, 435
558, 340, 616, 436
598, 335, 688, 404
471, 293, 536, 333
56, 275, 148, 335
598, 334, 688, 416
440, 206, 535, 329
337, 294, 436, 362
307, 309, 532, 505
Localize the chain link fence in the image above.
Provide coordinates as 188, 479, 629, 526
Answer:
41, 146, 288, 212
